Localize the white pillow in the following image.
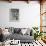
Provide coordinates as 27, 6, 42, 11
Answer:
2, 29, 10, 36
25, 28, 30, 35
21, 29, 27, 35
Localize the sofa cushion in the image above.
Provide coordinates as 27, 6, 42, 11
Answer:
24, 28, 30, 35
9, 33, 34, 43
8, 27, 14, 34
14, 28, 21, 33
21, 28, 27, 35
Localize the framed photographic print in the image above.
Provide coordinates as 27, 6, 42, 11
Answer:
9, 9, 19, 22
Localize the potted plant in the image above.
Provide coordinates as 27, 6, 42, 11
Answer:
32, 27, 43, 40
32, 27, 38, 40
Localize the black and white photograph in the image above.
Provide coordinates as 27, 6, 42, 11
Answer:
10, 9, 19, 21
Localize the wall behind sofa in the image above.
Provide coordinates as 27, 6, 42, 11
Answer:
0, 1, 40, 28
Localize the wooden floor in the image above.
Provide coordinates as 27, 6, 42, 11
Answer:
21, 40, 46, 46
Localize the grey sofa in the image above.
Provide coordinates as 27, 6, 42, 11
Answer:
3, 27, 34, 43
9, 33, 34, 43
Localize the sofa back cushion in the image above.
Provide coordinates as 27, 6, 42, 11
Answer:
8, 27, 14, 34
14, 28, 21, 34
21, 28, 27, 35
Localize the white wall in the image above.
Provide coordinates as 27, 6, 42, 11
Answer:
0, 1, 40, 28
